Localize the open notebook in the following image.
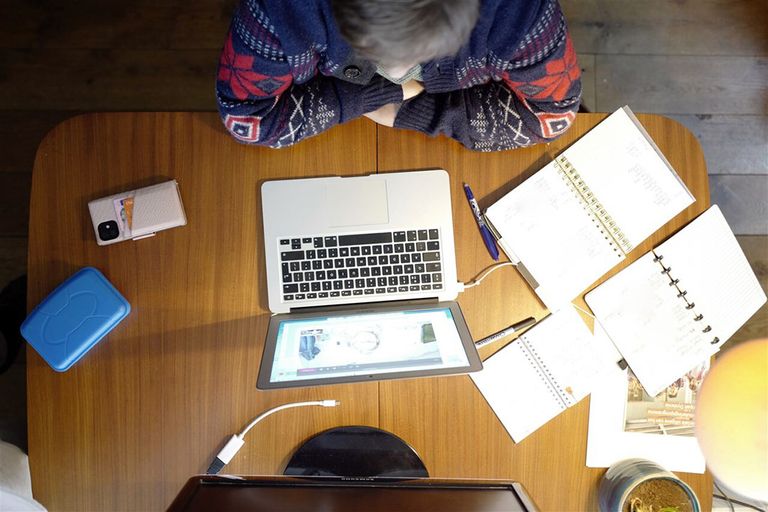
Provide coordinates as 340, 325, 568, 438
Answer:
586, 205, 766, 397
470, 307, 603, 443
484, 106, 694, 311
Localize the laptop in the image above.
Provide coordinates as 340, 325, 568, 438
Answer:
258, 170, 482, 389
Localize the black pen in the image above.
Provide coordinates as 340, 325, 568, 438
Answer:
474, 317, 537, 349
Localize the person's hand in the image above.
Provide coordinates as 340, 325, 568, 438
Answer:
363, 103, 398, 127
363, 81, 423, 126
402, 80, 424, 101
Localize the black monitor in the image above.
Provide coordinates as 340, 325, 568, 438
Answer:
168, 475, 538, 512
172, 426, 538, 511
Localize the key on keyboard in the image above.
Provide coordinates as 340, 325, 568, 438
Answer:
279, 229, 444, 302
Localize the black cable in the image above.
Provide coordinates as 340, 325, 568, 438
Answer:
713, 480, 735, 512
713, 493, 767, 512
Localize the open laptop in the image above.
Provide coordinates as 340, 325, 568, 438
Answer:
258, 170, 481, 389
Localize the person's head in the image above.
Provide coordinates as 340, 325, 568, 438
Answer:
331, 0, 480, 70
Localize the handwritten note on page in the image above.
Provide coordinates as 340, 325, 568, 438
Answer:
586, 206, 766, 396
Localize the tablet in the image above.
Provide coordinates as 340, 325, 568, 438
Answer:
257, 301, 481, 389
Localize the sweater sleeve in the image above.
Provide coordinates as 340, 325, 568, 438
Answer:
393, 0, 581, 152
216, 0, 402, 148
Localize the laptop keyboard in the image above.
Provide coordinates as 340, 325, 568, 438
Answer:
279, 229, 444, 302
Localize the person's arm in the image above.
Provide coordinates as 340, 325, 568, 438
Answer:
216, 0, 402, 148
393, 0, 581, 152
363, 80, 424, 127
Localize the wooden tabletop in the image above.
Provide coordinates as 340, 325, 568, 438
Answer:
27, 113, 712, 511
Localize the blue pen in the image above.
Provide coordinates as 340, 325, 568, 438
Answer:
463, 183, 499, 261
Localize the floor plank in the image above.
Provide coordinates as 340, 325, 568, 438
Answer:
0, 112, 78, 174
670, 115, 768, 175
595, 55, 768, 114
710, 175, 768, 235
0, 238, 27, 290
0, 174, 31, 237
726, 235, 768, 348
0, 0, 236, 50
0, 49, 219, 111
563, 0, 768, 56
578, 53, 596, 111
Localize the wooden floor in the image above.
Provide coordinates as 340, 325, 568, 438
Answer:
0, 0, 766, 464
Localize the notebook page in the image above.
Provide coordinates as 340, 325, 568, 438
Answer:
657, 205, 767, 348
563, 107, 693, 250
586, 252, 718, 397
523, 306, 601, 406
470, 341, 565, 442
470, 308, 597, 442
486, 161, 624, 310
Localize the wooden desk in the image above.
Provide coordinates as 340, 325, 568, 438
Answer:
27, 113, 712, 511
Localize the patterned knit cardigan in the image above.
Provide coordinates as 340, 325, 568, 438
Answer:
216, 0, 581, 151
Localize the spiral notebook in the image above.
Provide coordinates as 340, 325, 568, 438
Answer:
585, 205, 766, 397
470, 307, 602, 442
484, 106, 694, 311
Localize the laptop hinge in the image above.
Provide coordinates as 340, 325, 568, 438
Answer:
287, 297, 441, 314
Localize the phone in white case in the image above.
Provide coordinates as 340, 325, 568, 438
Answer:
88, 180, 187, 245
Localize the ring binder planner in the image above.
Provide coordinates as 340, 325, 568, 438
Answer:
585, 205, 766, 397
651, 250, 718, 345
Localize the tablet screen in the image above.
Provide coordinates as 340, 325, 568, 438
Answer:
258, 302, 480, 388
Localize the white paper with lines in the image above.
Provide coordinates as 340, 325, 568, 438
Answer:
490, 161, 623, 310
485, 106, 694, 311
563, 107, 694, 248
586, 206, 766, 396
470, 307, 600, 443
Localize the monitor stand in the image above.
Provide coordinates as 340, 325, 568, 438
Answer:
283, 426, 429, 478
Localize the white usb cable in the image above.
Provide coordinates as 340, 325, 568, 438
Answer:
456, 261, 516, 293
206, 400, 340, 474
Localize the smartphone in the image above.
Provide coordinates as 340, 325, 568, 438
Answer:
88, 180, 187, 245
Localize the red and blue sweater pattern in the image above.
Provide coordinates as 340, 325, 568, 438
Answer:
216, 0, 581, 151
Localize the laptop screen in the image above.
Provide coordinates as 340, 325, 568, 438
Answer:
258, 302, 481, 388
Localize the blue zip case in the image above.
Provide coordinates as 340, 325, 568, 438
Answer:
21, 267, 131, 372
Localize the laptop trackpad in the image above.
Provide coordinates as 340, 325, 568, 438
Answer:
326, 179, 389, 227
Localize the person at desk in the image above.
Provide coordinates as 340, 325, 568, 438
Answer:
216, 0, 581, 151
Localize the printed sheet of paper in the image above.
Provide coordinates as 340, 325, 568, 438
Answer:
586, 323, 706, 473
